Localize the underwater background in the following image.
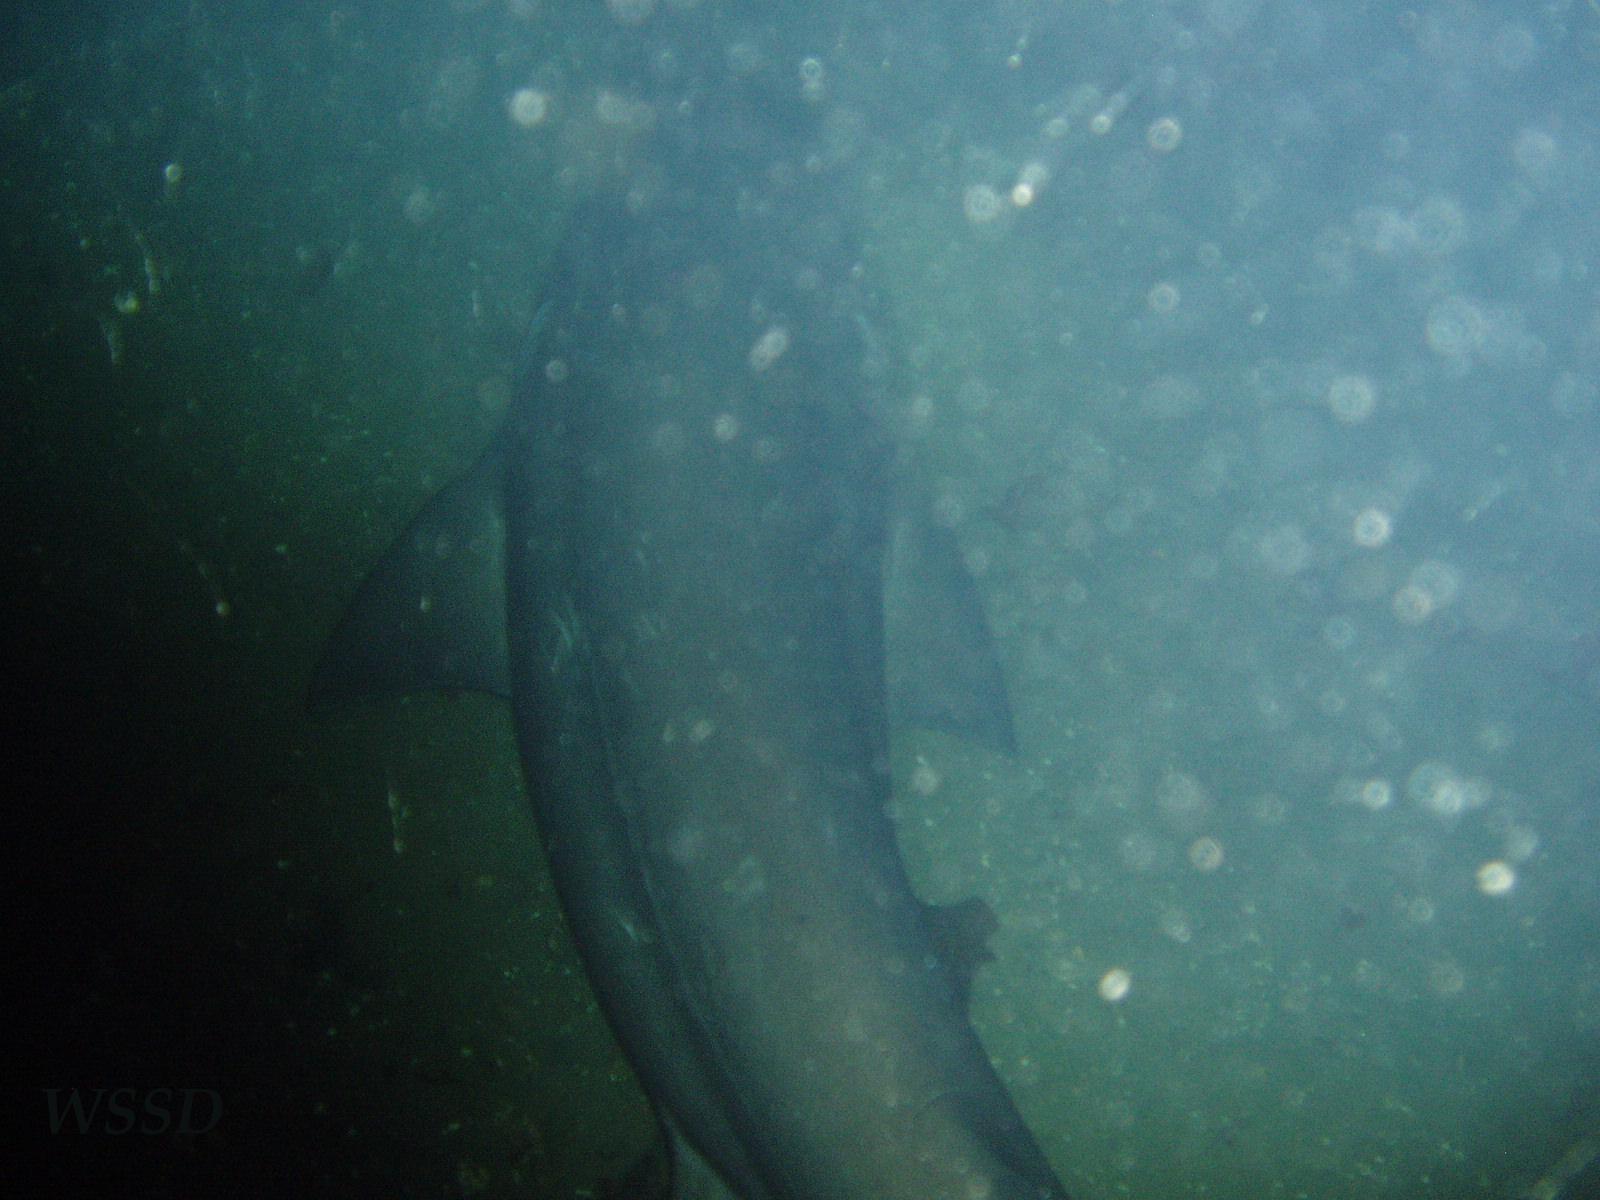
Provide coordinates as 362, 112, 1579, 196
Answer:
7, 1, 1599, 1197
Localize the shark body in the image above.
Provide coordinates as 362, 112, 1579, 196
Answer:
315, 150, 1069, 1200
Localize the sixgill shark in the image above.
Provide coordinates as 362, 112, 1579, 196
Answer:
313, 97, 1071, 1200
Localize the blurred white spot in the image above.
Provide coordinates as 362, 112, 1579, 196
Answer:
1098, 968, 1132, 1003
1187, 836, 1224, 872
606, 0, 655, 25
507, 87, 551, 128
1146, 116, 1183, 153
748, 326, 790, 373
1351, 507, 1393, 549
963, 184, 1005, 225
1327, 374, 1377, 424
1475, 860, 1516, 896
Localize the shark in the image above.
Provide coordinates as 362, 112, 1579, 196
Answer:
312, 134, 1070, 1200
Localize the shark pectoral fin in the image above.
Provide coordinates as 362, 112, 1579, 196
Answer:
603, 1115, 745, 1200
594, 1127, 669, 1200
922, 895, 1000, 1013
884, 508, 1018, 756
309, 446, 511, 710
661, 1119, 747, 1200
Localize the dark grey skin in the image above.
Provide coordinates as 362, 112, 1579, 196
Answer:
315, 157, 1070, 1200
